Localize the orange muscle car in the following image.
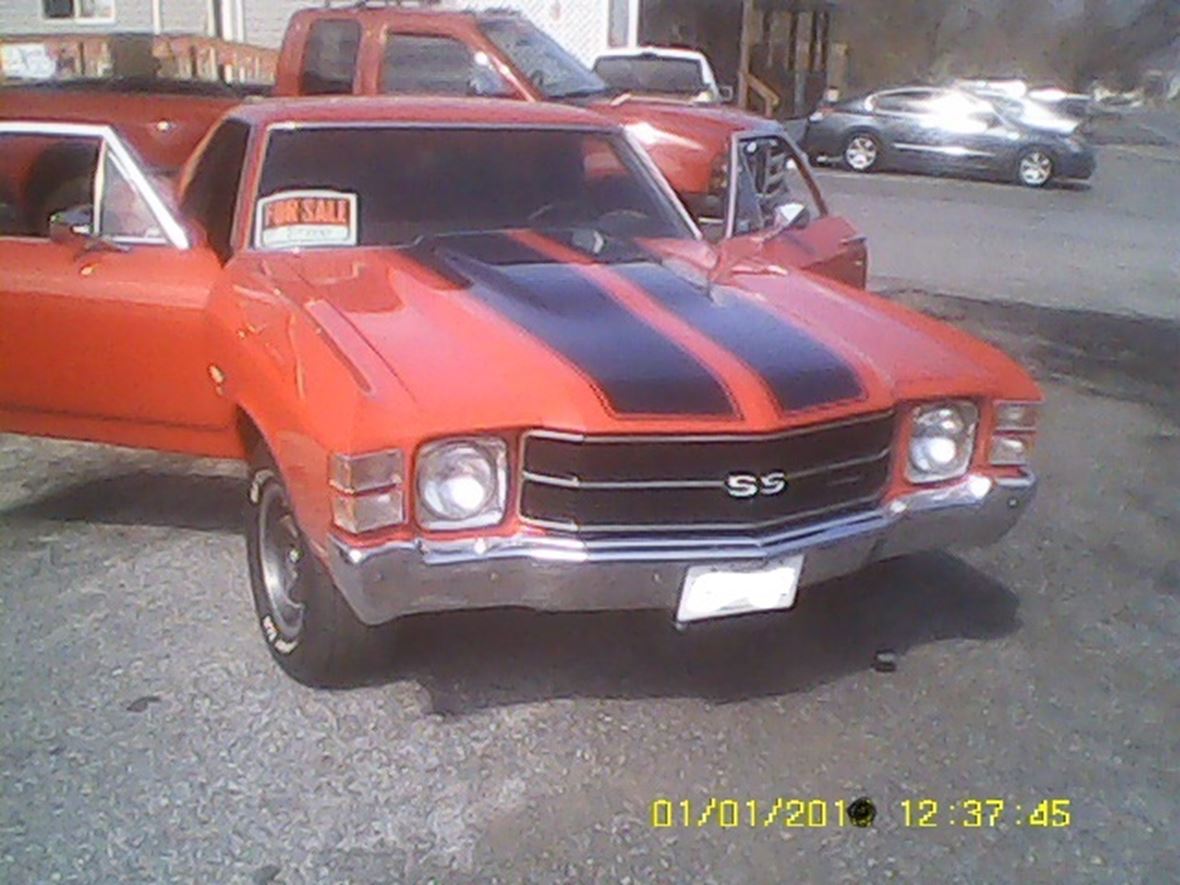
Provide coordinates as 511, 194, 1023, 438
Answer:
0, 98, 1041, 685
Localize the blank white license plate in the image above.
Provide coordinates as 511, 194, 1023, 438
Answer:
676, 555, 804, 624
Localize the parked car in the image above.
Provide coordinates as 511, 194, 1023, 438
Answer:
804, 86, 1095, 187
592, 47, 733, 104
954, 79, 1095, 121
0, 5, 868, 286
0, 98, 1041, 685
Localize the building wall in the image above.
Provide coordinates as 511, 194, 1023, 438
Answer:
0, 0, 154, 33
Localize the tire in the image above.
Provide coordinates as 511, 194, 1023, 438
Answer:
1015, 147, 1054, 188
842, 132, 882, 173
245, 446, 394, 686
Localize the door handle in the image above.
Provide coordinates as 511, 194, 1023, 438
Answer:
840, 235, 867, 246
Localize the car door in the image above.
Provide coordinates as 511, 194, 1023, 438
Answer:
918, 91, 1006, 171
0, 122, 231, 451
951, 100, 1019, 172
723, 131, 867, 289
868, 88, 942, 168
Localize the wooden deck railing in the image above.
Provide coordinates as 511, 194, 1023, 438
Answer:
0, 33, 277, 86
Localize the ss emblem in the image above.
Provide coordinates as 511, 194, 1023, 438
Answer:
724, 471, 788, 498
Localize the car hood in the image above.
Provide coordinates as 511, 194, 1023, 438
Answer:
596, 98, 782, 144
271, 232, 1035, 437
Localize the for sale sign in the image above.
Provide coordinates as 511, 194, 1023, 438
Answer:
255, 190, 358, 249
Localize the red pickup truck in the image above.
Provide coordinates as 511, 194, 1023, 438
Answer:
0, 4, 867, 287
0, 98, 1041, 685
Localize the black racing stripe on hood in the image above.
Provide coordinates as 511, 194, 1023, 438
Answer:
403, 234, 736, 417
612, 261, 865, 412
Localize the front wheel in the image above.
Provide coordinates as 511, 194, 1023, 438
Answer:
1016, 148, 1054, 187
842, 133, 881, 173
245, 448, 393, 686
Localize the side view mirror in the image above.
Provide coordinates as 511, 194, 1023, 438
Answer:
718, 84, 735, 103
773, 201, 810, 231
48, 204, 94, 246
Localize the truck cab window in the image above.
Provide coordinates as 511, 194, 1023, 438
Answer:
181, 120, 250, 262
381, 34, 511, 97
300, 19, 361, 95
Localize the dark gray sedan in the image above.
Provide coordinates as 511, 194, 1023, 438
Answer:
803, 87, 1095, 187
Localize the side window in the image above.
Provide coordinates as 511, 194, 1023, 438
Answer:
874, 91, 931, 113
380, 33, 510, 96
95, 145, 162, 242
0, 132, 99, 237
300, 19, 361, 95
181, 120, 250, 262
729, 135, 821, 237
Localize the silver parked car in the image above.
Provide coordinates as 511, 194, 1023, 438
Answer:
803, 86, 1095, 187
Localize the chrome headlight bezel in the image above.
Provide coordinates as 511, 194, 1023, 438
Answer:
906, 401, 979, 484
993, 401, 1040, 432
415, 437, 509, 530
329, 449, 405, 494
328, 449, 406, 534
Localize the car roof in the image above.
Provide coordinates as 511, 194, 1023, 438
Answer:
289, 5, 514, 24
229, 96, 617, 130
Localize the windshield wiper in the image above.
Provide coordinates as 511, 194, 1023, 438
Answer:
549, 85, 614, 101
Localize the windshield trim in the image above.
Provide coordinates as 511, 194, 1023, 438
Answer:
247, 121, 701, 252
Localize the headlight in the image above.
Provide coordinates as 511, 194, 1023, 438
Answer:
329, 449, 405, 534
416, 438, 508, 530
906, 402, 978, 483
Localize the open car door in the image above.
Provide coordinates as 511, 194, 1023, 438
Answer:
723, 130, 867, 289
0, 121, 231, 455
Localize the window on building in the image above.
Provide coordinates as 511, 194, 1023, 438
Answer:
300, 19, 361, 95
380, 34, 511, 97
608, 0, 630, 48
43, 0, 115, 22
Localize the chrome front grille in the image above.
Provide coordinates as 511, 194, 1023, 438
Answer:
520, 412, 897, 534
741, 135, 792, 203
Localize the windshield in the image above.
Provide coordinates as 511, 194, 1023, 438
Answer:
593, 56, 709, 98
252, 126, 693, 249
479, 18, 609, 100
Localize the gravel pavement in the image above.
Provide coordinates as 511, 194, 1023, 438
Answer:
2, 120, 1179, 883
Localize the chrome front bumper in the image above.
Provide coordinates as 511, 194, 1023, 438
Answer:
326, 472, 1037, 626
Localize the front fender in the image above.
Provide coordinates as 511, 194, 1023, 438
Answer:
205, 261, 416, 556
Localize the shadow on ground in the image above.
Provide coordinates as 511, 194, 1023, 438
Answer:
2, 470, 245, 532
886, 289, 1180, 426
3, 469, 1020, 711
376, 552, 1019, 715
